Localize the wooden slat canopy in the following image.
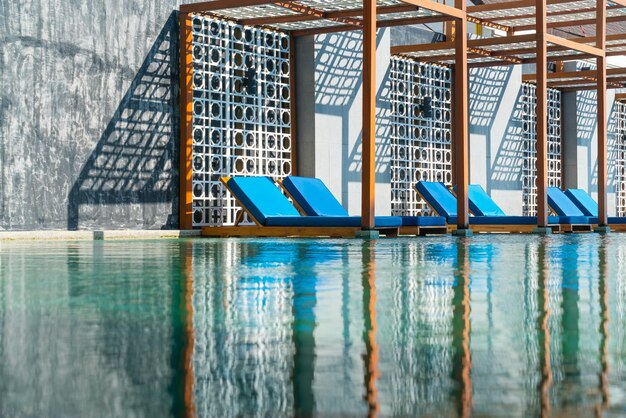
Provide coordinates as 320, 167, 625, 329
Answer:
180, 0, 624, 232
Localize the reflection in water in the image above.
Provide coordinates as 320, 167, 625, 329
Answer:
597, 237, 609, 417
452, 239, 472, 418
362, 242, 380, 418
537, 239, 552, 418
2, 236, 626, 417
292, 246, 317, 417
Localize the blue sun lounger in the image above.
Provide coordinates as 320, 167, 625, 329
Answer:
545, 187, 594, 232
564, 188, 626, 230
415, 181, 549, 233
466, 184, 591, 232
280, 176, 447, 235
201, 176, 400, 238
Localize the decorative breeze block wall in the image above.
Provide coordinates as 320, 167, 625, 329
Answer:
614, 101, 626, 216
190, 16, 292, 227
390, 58, 453, 216
521, 84, 562, 216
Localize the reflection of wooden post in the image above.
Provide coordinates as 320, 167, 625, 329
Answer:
362, 0, 377, 230
182, 241, 196, 418
597, 0, 608, 227
452, 239, 472, 418
454, 0, 469, 230
537, 239, 552, 418
596, 237, 610, 416
535, 0, 549, 227
179, 11, 194, 230
362, 242, 380, 417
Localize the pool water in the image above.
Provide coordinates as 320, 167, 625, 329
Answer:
0, 234, 625, 417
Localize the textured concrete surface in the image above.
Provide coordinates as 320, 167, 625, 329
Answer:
0, 1, 188, 230
297, 30, 393, 216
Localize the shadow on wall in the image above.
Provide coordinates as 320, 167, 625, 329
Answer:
577, 90, 600, 192
468, 66, 520, 192
67, 12, 179, 230
313, 31, 391, 209
490, 85, 525, 190
607, 100, 622, 193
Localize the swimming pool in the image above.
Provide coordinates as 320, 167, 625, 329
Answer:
0, 234, 624, 417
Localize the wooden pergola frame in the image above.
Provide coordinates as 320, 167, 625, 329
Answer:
179, 0, 624, 232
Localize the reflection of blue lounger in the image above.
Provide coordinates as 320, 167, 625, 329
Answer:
281, 176, 447, 235
202, 176, 392, 238
564, 188, 626, 227
467, 184, 588, 227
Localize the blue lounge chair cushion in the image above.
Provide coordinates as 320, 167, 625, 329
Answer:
400, 216, 446, 227
547, 187, 586, 217
556, 215, 590, 225
565, 189, 626, 224
466, 185, 507, 217
227, 176, 301, 225
564, 189, 598, 217
585, 217, 626, 225
416, 181, 457, 218
265, 216, 403, 228
282, 176, 349, 217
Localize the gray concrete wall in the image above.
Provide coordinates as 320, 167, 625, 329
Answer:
563, 87, 619, 215
297, 30, 393, 216
468, 66, 525, 215
0, 1, 183, 230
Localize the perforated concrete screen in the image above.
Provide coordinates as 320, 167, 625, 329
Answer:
190, 16, 292, 227
390, 58, 453, 216
614, 102, 626, 217
521, 84, 562, 216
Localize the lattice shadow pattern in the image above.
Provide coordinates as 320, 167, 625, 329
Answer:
390, 58, 452, 216
521, 84, 562, 216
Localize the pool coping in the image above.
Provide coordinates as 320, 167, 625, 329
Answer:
0, 230, 201, 241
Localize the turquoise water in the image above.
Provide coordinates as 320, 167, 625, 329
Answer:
0, 235, 625, 417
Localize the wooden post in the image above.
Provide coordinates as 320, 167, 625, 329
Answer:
454, 0, 469, 230
536, 0, 549, 227
179, 12, 194, 230
597, 0, 608, 226
289, 34, 298, 176
362, 0, 377, 229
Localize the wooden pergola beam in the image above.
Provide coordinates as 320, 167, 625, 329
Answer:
467, 0, 577, 13
180, 0, 271, 13
514, 13, 626, 31
522, 67, 626, 82
240, 4, 414, 26
597, 0, 608, 227
290, 14, 450, 37
454, 0, 470, 231
536, 0, 549, 228
545, 34, 604, 57
362, 0, 376, 230
400, 0, 466, 20
616, 93, 626, 101
179, 12, 194, 230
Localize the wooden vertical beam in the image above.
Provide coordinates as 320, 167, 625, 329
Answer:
597, 0, 608, 226
362, 0, 377, 230
179, 12, 194, 230
454, 0, 469, 230
289, 34, 298, 176
536, 0, 549, 227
